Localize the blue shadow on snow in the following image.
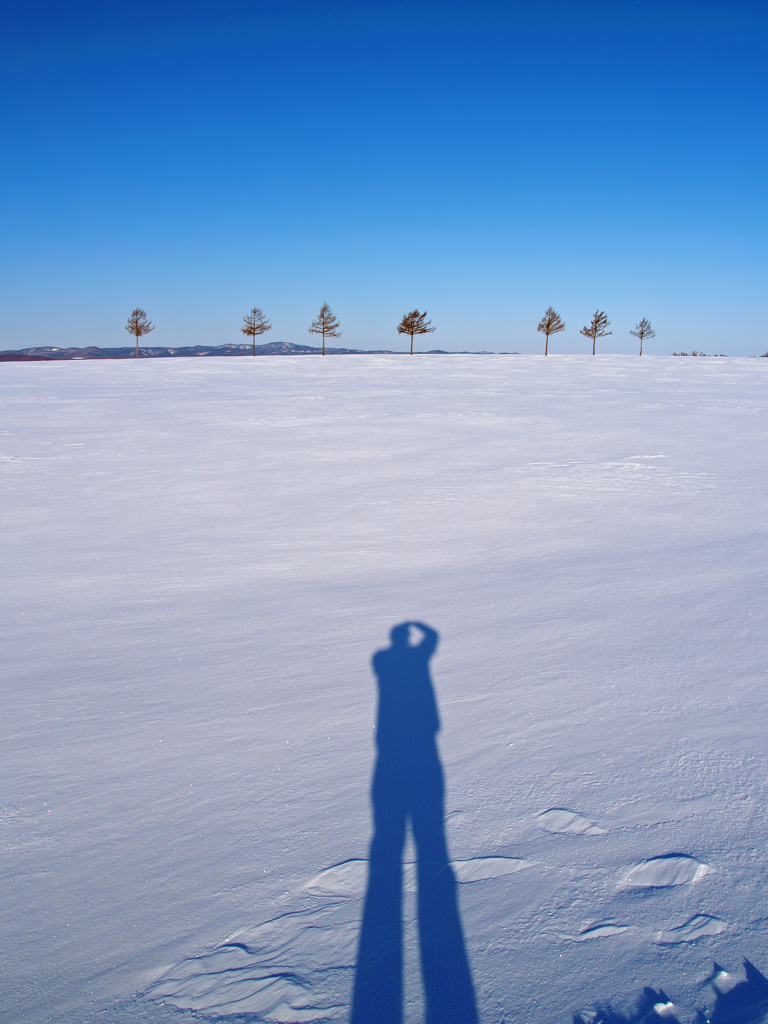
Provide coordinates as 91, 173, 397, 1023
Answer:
350, 622, 477, 1024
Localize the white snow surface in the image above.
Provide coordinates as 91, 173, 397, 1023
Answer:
2, 354, 768, 1024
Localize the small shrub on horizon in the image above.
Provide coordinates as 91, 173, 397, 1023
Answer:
537, 306, 565, 356
579, 310, 611, 355
629, 317, 655, 356
241, 307, 272, 355
397, 309, 435, 355
309, 302, 342, 356
125, 308, 154, 358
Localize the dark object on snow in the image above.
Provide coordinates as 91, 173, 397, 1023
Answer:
573, 989, 681, 1024
573, 959, 768, 1024
706, 960, 768, 1023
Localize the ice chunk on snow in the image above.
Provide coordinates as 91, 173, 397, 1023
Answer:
452, 856, 532, 883
303, 859, 368, 897
303, 855, 531, 895
575, 922, 629, 941
620, 854, 711, 888
536, 808, 606, 835
654, 914, 727, 944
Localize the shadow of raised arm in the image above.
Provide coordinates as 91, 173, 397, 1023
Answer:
408, 621, 438, 658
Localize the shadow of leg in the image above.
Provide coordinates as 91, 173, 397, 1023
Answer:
417, 861, 477, 1024
411, 753, 478, 1024
351, 772, 407, 1024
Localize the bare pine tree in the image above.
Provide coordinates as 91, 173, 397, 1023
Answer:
241, 307, 272, 356
125, 308, 154, 358
536, 306, 565, 356
397, 309, 435, 355
630, 317, 655, 356
579, 309, 611, 355
309, 302, 342, 356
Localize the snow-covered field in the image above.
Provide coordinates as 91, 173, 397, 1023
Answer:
3, 354, 768, 1024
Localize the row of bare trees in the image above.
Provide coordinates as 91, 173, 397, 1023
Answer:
125, 304, 436, 357
537, 307, 655, 356
243, 303, 435, 356
125, 304, 655, 357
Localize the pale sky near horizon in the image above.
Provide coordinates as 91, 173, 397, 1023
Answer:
2, 1, 766, 354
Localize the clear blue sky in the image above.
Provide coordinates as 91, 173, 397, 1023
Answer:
2, 1, 766, 354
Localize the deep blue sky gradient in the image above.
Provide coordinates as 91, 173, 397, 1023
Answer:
2, 1, 766, 353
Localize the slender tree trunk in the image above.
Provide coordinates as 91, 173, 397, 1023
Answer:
410, 333, 414, 355
323, 330, 325, 356
253, 332, 255, 356
592, 337, 596, 356
639, 336, 643, 357
545, 334, 549, 356
136, 332, 139, 358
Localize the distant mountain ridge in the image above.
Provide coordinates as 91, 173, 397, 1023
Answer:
0, 342, 463, 360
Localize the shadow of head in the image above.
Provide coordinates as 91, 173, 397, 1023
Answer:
389, 623, 412, 646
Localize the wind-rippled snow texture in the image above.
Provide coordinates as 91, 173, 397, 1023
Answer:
3, 355, 768, 1024
144, 856, 532, 1019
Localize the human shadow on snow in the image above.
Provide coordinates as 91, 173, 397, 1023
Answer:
350, 622, 477, 1024
573, 959, 768, 1024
